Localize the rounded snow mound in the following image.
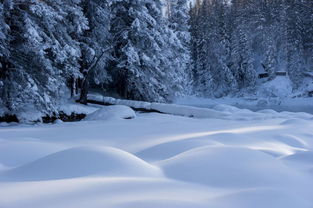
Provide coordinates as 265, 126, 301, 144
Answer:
136, 139, 218, 162
158, 146, 300, 188
85, 105, 136, 121
0, 146, 161, 181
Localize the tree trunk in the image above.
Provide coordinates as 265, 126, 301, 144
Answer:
79, 77, 89, 105
78, 51, 105, 105
70, 77, 75, 98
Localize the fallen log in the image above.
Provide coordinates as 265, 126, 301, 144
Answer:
87, 94, 230, 119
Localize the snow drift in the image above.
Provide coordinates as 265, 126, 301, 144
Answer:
158, 146, 305, 188
0, 147, 162, 181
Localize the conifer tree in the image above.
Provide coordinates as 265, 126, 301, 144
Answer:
78, 0, 111, 104
168, 0, 192, 95
110, 0, 180, 102
0, 0, 88, 118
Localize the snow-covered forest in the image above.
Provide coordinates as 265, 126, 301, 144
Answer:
1, 1, 313, 208
0, 0, 191, 120
191, 0, 313, 97
0, 0, 312, 121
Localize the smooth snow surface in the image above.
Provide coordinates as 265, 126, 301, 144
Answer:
1, 102, 313, 208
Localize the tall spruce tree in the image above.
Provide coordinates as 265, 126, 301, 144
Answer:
191, 0, 215, 96
109, 0, 180, 102
0, 1, 9, 113
208, 0, 237, 96
78, 0, 111, 104
168, 0, 192, 94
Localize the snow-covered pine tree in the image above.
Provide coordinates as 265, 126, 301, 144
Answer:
0, 1, 9, 112
264, 34, 277, 79
0, 1, 8, 59
0, 0, 88, 120
109, 0, 178, 102
259, 0, 278, 79
285, 0, 306, 88
207, 0, 237, 97
189, 0, 201, 91
191, 0, 251, 97
302, 0, 313, 70
168, 0, 192, 95
230, 0, 257, 90
191, 0, 215, 96
0, 0, 8, 66
78, 0, 111, 104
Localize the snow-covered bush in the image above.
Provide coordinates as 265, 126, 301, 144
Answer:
258, 76, 292, 98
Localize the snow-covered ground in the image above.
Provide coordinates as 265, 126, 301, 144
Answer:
1, 102, 313, 208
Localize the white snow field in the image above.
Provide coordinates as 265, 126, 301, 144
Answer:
1, 102, 313, 208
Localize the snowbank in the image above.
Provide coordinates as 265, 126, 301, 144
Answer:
0, 102, 99, 123
177, 96, 313, 115
88, 94, 313, 121
87, 94, 234, 119
85, 105, 136, 121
